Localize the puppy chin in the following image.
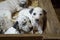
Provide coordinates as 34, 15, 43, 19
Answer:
22, 29, 31, 32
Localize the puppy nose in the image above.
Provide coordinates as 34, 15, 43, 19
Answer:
35, 19, 39, 22
20, 2, 26, 7
29, 27, 33, 30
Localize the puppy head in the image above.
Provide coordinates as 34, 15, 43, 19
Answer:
18, 0, 28, 7
16, 16, 33, 32
29, 7, 46, 23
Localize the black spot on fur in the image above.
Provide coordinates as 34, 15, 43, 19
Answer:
0, 29, 3, 34
29, 20, 31, 23
33, 13, 36, 15
13, 21, 18, 29
29, 9, 34, 14
22, 22, 27, 26
13, 21, 21, 33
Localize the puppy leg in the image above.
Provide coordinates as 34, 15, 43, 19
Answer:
35, 26, 43, 34
38, 26, 43, 34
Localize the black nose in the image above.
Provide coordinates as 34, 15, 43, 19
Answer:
20, 3, 26, 8
35, 19, 39, 22
29, 27, 33, 30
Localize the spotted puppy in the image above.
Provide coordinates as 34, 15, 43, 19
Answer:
11, 15, 33, 34
0, 0, 29, 30
18, 7, 46, 34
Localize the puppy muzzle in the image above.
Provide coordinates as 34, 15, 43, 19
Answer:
20, 2, 27, 8
35, 19, 39, 23
29, 27, 33, 31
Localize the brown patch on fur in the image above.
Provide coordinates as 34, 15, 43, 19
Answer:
42, 10, 47, 32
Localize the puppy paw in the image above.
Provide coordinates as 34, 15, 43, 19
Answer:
38, 31, 43, 34
35, 31, 43, 34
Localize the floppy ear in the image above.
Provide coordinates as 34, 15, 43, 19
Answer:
43, 9, 47, 15
42, 10, 47, 32
29, 9, 34, 14
13, 21, 19, 29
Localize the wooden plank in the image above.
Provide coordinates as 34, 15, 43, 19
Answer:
0, 37, 43, 40
43, 34, 60, 39
0, 34, 43, 37
38, 0, 60, 34
0, 0, 4, 2
0, 34, 43, 40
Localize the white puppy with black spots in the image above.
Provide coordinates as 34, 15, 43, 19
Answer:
0, 0, 29, 31
18, 7, 46, 34
16, 15, 33, 34
4, 15, 33, 34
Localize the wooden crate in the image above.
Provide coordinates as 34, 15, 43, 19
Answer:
0, 0, 60, 39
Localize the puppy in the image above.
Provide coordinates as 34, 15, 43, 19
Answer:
0, 0, 29, 31
0, 0, 29, 19
15, 15, 33, 34
29, 7, 45, 34
18, 7, 46, 34
4, 15, 33, 34
0, 0, 28, 12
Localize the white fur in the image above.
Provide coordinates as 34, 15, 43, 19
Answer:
4, 27, 20, 34
16, 15, 33, 34
18, 7, 44, 34
0, 0, 28, 19
0, 0, 28, 32
0, 17, 13, 32
0, 0, 28, 12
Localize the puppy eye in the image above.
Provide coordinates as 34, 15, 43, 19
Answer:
40, 14, 42, 16
22, 22, 27, 26
29, 20, 31, 23
33, 13, 36, 15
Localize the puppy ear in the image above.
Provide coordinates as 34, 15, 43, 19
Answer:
13, 21, 18, 29
29, 9, 34, 14
43, 9, 47, 15
42, 10, 47, 32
